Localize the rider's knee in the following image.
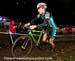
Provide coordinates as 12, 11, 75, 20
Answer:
42, 33, 47, 42
42, 38, 46, 42
49, 40, 54, 44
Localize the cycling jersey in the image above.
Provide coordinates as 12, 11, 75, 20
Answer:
30, 11, 57, 40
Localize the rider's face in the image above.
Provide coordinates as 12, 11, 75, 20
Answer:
37, 8, 45, 14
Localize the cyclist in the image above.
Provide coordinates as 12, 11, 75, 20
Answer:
24, 2, 57, 49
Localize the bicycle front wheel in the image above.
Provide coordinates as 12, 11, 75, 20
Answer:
11, 35, 33, 57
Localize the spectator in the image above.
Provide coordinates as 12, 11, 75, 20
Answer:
8, 20, 16, 33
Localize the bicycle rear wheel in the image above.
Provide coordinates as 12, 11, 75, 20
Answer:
11, 35, 33, 57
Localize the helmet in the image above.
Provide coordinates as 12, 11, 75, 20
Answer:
37, 2, 47, 9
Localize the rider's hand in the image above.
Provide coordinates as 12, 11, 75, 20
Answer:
24, 23, 30, 27
29, 25, 37, 29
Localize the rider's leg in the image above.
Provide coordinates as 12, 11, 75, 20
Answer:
49, 38, 55, 49
45, 27, 55, 48
42, 33, 48, 43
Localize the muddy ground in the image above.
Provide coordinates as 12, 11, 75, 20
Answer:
0, 28, 75, 61
0, 35, 75, 61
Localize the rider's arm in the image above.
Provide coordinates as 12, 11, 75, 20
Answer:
49, 16, 57, 40
36, 20, 47, 28
30, 14, 40, 25
24, 14, 40, 27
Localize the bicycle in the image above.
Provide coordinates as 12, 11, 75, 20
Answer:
11, 27, 43, 57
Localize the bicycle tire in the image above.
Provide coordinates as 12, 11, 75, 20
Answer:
11, 35, 33, 57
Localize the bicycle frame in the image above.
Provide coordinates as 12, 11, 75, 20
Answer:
28, 29, 43, 46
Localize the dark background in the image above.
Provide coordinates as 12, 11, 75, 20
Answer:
0, 0, 75, 26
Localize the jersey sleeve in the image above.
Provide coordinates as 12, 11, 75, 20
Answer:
49, 16, 57, 40
30, 14, 40, 24
37, 20, 47, 28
